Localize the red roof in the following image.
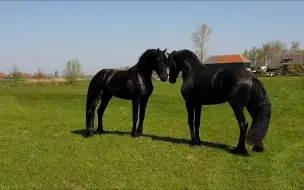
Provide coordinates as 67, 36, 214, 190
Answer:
0, 73, 8, 78
216, 54, 250, 64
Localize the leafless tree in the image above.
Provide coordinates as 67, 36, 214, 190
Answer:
191, 24, 212, 63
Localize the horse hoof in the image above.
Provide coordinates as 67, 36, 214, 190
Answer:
136, 130, 143, 136
252, 145, 264, 152
86, 130, 94, 138
96, 128, 104, 135
196, 140, 203, 146
190, 140, 197, 146
190, 139, 202, 146
131, 132, 139, 138
229, 147, 248, 156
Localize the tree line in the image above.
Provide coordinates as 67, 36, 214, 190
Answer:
190, 24, 303, 67
9, 58, 84, 85
241, 40, 304, 67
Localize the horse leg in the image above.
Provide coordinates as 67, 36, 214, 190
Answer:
137, 97, 149, 136
252, 142, 264, 152
186, 101, 196, 145
245, 103, 265, 152
131, 100, 140, 137
194, 105, 203, 146
86, 95, 101, 137
229, 103, 249, 155
96, 95, 112, 134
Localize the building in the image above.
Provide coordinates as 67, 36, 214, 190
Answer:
0, 73, 8, 79
54, 70, 59, 78
204, 54, 251, 70
267, 53, 304, 71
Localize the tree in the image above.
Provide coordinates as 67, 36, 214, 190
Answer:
242, 50, 249, 59
63, 58, 83, 84
35, 68, 44, 80
289, 40, 301, 53
248, 47, 257, 66
191, 24, 212, 63
263, 40, 288, 65
244, 40, 290, 67
9, 65, 22, 86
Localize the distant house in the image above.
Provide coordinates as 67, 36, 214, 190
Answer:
0, 73, 8, 79
267, 53, 304, 71
204, 54, 251, 70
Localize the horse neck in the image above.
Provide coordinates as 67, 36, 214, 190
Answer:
134, 61, 153, 81
181, 58, 205, 80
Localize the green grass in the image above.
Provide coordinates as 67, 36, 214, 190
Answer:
0, 77, 303, 189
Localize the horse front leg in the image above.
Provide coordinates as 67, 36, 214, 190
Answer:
131, 100, 140, 137
137, 97, 149, 136
186, 101, 196, 145
194, 105, 203, 146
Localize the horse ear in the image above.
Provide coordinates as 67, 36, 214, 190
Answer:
156, 48, 160, 53
163, 48, 167, 53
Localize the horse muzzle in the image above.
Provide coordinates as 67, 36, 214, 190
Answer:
169, 77, 176, 84
160, 74, 168, 82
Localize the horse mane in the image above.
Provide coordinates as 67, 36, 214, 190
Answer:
180, 49, 201, 62
179, 49, 208, 68
136, 49, 156, 66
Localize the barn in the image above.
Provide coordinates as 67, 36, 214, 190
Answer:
204, 54, 251, 70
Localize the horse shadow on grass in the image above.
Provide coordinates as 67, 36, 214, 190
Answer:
71, 129, 233, 152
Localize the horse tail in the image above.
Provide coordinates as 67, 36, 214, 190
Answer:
245, 77, 271, 146
85, 70, 106, 135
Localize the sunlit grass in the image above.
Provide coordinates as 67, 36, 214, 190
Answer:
0, 77, 303, 189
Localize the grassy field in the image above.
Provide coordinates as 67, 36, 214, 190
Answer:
0, 77, 303, 189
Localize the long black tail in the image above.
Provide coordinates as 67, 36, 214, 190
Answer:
245, 77, 271, 145
85, 70, 106, 134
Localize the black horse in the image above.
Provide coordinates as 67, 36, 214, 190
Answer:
167, 49, 271, 155
86, 48, 168, 138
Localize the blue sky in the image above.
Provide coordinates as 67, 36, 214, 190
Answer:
0, 1, 303, 75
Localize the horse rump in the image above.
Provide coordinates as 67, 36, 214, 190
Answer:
85, 70, 107, 136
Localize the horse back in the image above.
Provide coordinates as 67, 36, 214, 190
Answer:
191, 68, 253, 105
104, 69, 152, 100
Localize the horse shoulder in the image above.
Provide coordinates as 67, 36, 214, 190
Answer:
180, 77, 195, 99
126, 74, 150, 96
139, 74, 154, 96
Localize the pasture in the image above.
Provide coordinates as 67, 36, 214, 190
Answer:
0, 77, 303, 189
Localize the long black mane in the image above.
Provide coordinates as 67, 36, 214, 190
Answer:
131, 49, 159, 75
174, 49, 208, 68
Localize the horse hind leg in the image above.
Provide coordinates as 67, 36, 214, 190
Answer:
86, 94, 101, 137
229, 104, 249, 156
96, 94, 112, 134
228, 86, 251, 155
245, 103, 265, 152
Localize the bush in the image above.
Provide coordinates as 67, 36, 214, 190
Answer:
63, 58, 83, 85
256, 69, 267, 77
280, 64, 304, 76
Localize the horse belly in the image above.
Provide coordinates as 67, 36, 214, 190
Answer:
112, 93, 133, 100
198, 93, 228, 105
107, 85, 134, 100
